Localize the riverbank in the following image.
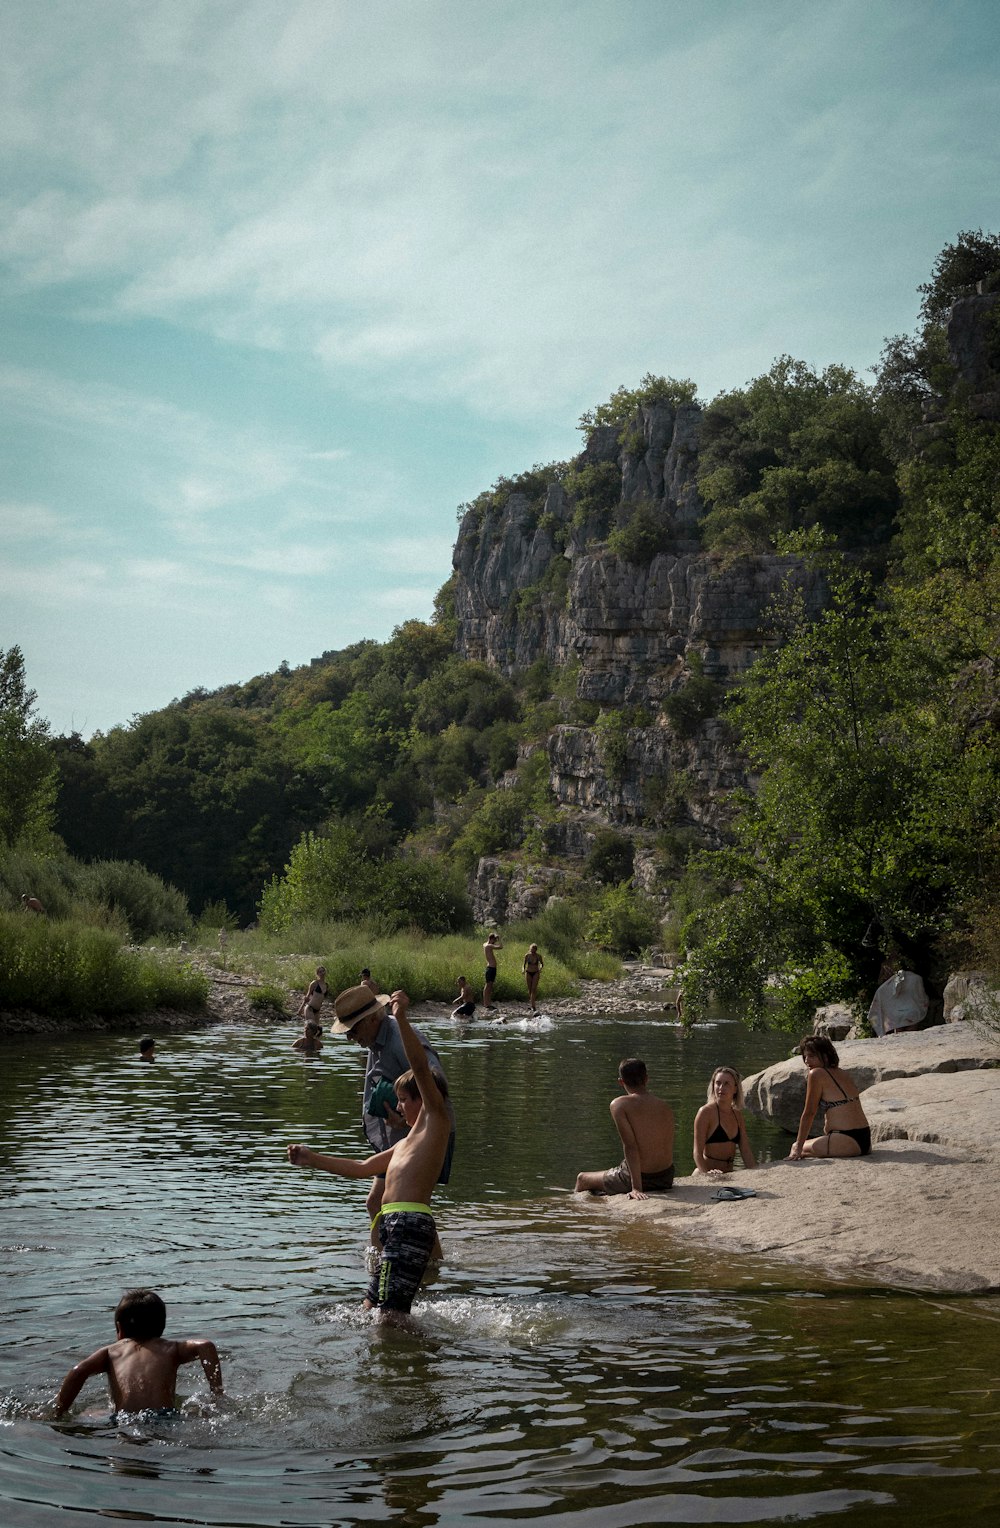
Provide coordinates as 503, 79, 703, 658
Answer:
599, 1022, 1000, 1295
0, 959, 678, 1035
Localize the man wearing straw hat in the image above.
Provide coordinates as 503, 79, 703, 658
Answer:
330, 984, 455, 1228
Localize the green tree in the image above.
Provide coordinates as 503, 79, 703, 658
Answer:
579, 374, 699, 435
697, 357, 898, 556
681, 545, 999, 1028
0, 646, 57, 849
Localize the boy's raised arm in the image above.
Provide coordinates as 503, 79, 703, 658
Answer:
391, 991, 448, 1116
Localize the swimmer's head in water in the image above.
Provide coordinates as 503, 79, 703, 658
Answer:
115, 1289, 166, 1339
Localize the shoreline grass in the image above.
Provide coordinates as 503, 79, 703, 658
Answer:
188, 915, 622, 1007
0, 911, 209, 1017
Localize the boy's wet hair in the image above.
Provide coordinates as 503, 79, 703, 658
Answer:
305, 1020, 323, 1035
115, 1289, 166, 1339
395, 1067, 449, 1102
138, 1036, 155, 1053
618, 1058, 648, 1088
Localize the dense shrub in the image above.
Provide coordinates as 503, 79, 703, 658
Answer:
0, 911, 208, 1016
78, 860, 191, 942
0, 848, 191, 938
585, 830, 635, 885
662, 658, 723, 737
586, 883, 661, 955
608, 500, 674, 564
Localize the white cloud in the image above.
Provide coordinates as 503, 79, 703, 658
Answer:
5, 0, 983, 417
0, 500, 88, 543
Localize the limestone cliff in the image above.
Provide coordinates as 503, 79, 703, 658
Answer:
451, 399, 826, 920
453, 290, 1000, 923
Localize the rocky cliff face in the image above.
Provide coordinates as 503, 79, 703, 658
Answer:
453, 399, 825, 919
456, 293, 1000, 923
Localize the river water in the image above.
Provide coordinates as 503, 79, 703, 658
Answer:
1, 1009, 998, 1527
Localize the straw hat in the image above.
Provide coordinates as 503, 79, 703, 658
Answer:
331, 985, 391, 1034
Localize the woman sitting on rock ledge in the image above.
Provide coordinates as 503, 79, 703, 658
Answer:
693, 1066, 756, 1175
789, 1036, 872, 1159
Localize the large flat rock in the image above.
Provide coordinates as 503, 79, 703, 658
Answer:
585, 1142, 1000, 1293
866, 1068, 1000, 1158
744, 1022, 1000, 1132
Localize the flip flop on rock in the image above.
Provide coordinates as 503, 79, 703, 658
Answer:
711, 1185, 757, 1201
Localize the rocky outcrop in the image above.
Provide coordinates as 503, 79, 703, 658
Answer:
947, 288, 1000, 420
743, 1023, 999, 1133
943, 969, 999, 1023
453, 420, 827, 843
471, 856, 567, 925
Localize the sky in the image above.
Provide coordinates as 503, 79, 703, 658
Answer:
2, 0, 999, 738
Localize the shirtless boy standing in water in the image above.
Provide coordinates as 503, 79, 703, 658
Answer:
54, 1289, 223, 1417
288, 990, 452, 1321
574, 1058, 675, 1199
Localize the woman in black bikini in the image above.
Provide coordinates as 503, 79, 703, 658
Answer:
789, 1035, 872, 1159
694, 1066, 756, 1174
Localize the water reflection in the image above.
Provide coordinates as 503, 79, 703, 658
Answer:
1, 1017, 998, 1525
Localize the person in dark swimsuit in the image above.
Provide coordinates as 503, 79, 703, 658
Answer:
451, 975, 477, 1020
483, 933, 503, 1010
790, 1035, 872, 1159
522, 944, 544, 1012
693, 1066, 756, 1174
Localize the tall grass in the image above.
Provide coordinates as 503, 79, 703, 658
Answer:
0, 848, 191, 941
213, 910, 621, 1006
0, 911, 208, 1017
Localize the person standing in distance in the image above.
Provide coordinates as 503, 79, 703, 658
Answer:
482, 932, 503, 1010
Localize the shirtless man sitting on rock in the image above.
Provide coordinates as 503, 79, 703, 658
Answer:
574, 1057, 675, 1200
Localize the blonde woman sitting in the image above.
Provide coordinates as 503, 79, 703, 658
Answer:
694, 1066, 756, 1176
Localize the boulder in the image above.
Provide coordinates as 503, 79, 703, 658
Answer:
811, 1002, 854, 1041
943, 969, 999, 1024
744, 1022, 1000, 1132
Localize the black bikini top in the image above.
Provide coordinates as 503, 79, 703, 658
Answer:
705, 1105, 740, 1146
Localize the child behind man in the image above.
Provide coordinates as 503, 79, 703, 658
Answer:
54, 1288, 223, 1417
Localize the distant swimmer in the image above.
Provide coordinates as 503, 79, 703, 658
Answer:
292, 1019, 324, 1054
54, 1288, 223, 1419
451, 975, 477, 1020
574, 1058, 675, 1200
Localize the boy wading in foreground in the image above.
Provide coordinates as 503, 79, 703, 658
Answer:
288, 989, 451, 1322
574, 1058, 675, 1200
54, 1289, 224, 1418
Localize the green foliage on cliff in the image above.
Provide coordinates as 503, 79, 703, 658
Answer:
679, 535, 1000, 1027
578, 373, 699, 435
607, 499, 674, 564
697, 357, 899, 557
